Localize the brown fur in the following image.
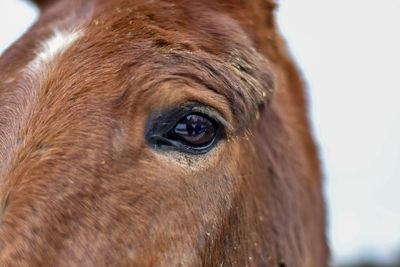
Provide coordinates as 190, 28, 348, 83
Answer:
0, 0, 328, 266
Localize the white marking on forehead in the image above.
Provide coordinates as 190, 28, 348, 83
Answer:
0, 28, 84, 180
28, 29, 84, 71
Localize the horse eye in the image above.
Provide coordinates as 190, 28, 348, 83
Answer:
171, 114, 216, 147
146, 107, 224, 154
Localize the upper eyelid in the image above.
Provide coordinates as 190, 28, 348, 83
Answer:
146, 103, 231, 137
185, 106, 233, 132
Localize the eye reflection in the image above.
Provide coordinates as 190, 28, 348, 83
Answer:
173, 114, 216, 146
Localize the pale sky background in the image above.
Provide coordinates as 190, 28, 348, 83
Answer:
0, 0, 399, 265
277, 0, 400, 265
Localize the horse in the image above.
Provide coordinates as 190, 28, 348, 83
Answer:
0, 0, 328, 265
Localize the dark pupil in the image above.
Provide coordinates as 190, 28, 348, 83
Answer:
174, 114, 215, 146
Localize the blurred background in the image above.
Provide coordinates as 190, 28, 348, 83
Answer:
277, 1, 400, 266
0, 0, 399, 266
